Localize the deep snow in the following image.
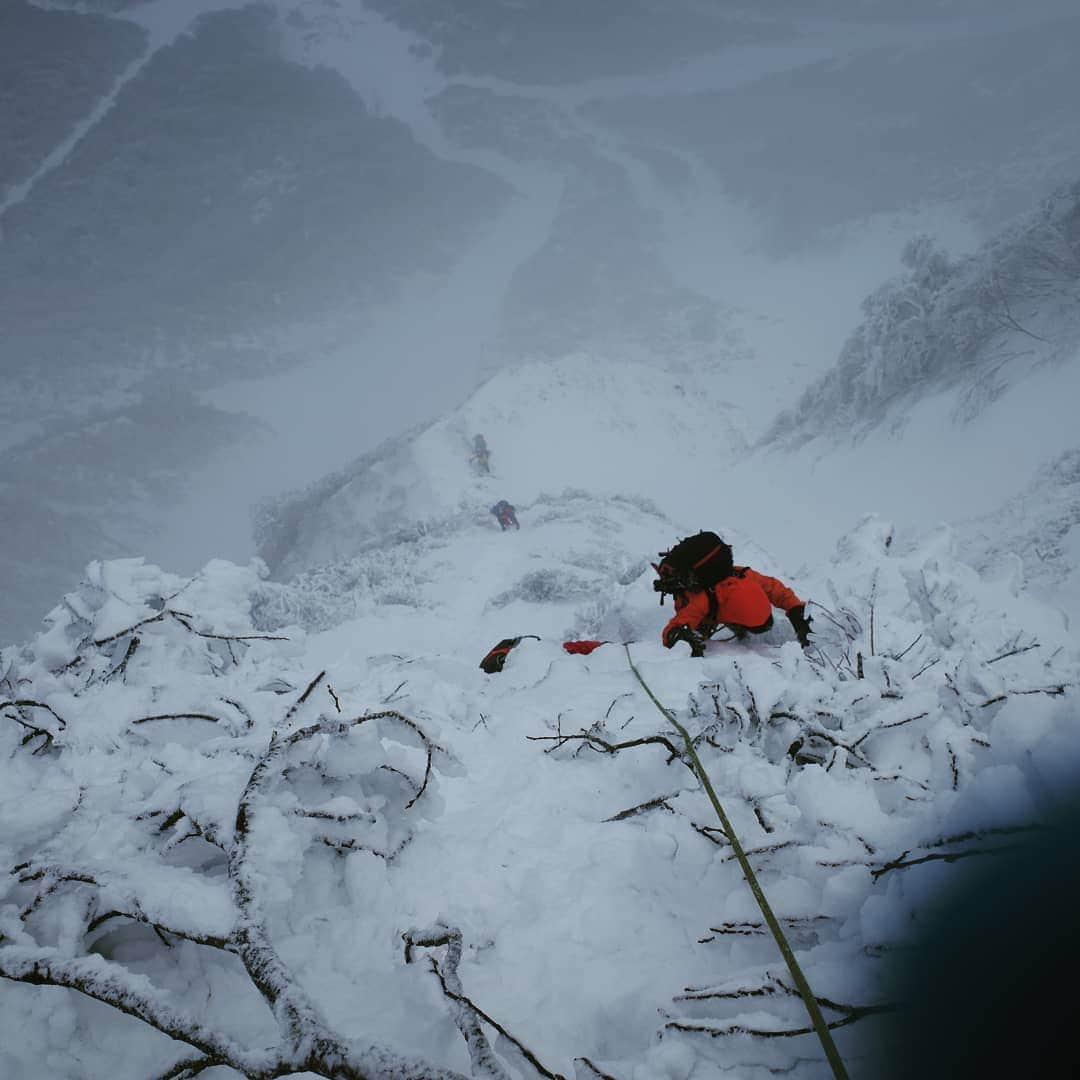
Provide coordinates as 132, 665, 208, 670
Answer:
3, 468, 1077, 1078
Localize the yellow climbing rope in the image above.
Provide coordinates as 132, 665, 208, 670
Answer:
624, 645, 849, 1080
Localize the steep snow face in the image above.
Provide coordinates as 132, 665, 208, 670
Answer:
2, 517, 1077, 1078
257, 338, 1080, 633
261, 355, 747, 580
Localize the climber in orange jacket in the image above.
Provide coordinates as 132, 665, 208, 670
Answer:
653, 532, 812, 655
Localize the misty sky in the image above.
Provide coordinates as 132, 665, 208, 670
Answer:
2, 0, 1079, 643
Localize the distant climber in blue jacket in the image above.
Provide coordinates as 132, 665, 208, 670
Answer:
490, 500, 519, 531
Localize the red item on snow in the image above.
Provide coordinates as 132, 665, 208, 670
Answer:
562, 640, 606, 655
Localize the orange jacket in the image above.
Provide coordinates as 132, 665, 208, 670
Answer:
662, 567, 802, 640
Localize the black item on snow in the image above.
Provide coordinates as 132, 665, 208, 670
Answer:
727, 613, 774, 639
786, 604, 813, 648
479, 635, 539, 674
663, 625, 708, 657
652, 531, 734, 603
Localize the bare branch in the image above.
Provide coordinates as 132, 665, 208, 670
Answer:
425, 953, 566, 1080
92, 612, 167, 647
889, 634, 923, 662
603, 794, 679, 823
0, 949, 279, 1076
282, 671, 326, 725
404, 926, 510, 1080
987, 642, 1040, 664
870, 844, 1023, 880
168, 611, 288, 644
1, 699, 66, 730
576, 1058, 618, 1080
132, 713, 222, 727
665, 1002, 892, 1039
527, 730, 685, 764
104, 636, 140, 683
85, 910, 233, 952
381, 680, 407, 704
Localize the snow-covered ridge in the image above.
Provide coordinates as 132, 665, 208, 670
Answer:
959, 447, 1080, 609
2, 514, 1077, 1078
255, 354, 748, 581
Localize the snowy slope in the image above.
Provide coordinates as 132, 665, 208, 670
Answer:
2, 500, 1078, 1078
257, 355, 747, 581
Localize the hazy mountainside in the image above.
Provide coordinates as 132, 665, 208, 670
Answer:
766, 181, 1080, 442
0, 1, 145, 195
358, 0, 778, 84
0, 392, 266, 659
586, 9, 1080, 250
4, 0, 1079, 646
2, 3, 506, 391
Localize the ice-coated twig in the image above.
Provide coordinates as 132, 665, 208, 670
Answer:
404, 925, 511, 1080
132, 712, 223, 726
152, 1054, 219, 1080
1, 698, 67, 731
407, 925, 566, 1080
320, 834, 413, 862
699, 917, 831, 940
85, 909, 232, 952
382, 680, 408, 703
229, 727, 469, 1078
870, 844, 1024, 880
603, 794, 680, 822
527, 729, 686, 766
104, 635, 140, 683
0, 948, 279, 1076
221, 697, 254, 729
987, 641, 1040, 664
911, 657, 940, 679
889, 633, 923, 661
665, 1001, 892, 1039
168, 610, 288, 644
282, 670, 326, 725
92, 611, 167, 647
576, 1057, 618, 1080
676, 977, 892, 1027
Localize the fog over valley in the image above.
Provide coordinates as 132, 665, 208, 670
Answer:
3, 0, 1078, 641
2, 4, 1080, 1077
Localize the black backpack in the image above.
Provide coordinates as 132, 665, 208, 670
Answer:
479, 635, 540, 674
652, 531, 734, 604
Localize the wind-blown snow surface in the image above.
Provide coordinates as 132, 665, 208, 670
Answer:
2, 507, 1077, 1077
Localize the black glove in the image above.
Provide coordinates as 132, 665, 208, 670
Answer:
663, 625, 706, 657
786, 604, 813, 648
